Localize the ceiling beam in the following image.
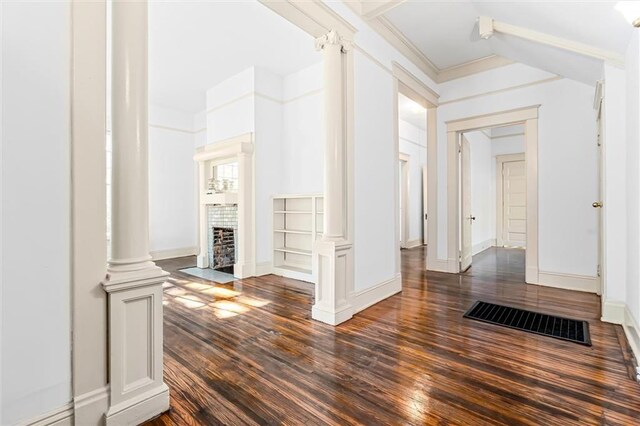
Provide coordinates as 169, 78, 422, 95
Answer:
479, 16, 625, 66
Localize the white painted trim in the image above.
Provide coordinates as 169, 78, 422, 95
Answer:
438, 55, 514, 82
392, 62, 439, 106
484, 17, 625, 66
254, 261, 273, 277
537, 271, 598, 293
353, 273, 402, 314
399, 152, 410, 249
601, 301, 626, 324
105, 384, 169, 426
623, 306, 640, 365
491, 132, 525, 140
71, 2, 109, 424
439, 76, 562, 106
446, 105, 540, 132
495, 153, 526, 247
149, 123, 196, 135
472, 238, 495, 256
406, 239, 423, 249
446, 107, 539, 282
150, 247, 198, 261
353, 44, 392, 75
359, 0, 406, 19
73, 385, 109, 426
19, 404, 73, 426
206, 88, 324, 115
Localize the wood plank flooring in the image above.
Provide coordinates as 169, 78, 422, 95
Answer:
147, 247, 640, 425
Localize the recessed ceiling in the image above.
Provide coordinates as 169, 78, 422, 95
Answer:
398, 93, 427, 130
149, 0, 321, 113
383, 0, 633, 84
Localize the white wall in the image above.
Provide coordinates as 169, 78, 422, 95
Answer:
602, 63, 627, 309
281, 63, 324, 194
148, 105, 198, 256
398, 120, 426, 245
1, 2, 72, 423
438, 64, 598, 278
625, 30, 640, 325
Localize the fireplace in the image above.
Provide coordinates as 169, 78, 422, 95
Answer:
207, 204, 238, 273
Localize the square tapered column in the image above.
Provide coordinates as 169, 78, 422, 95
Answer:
102, 1, 169, 424
312, 30, 354, 325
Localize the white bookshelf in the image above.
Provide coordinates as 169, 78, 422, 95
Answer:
272, 194, 323, 283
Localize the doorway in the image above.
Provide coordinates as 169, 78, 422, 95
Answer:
448, 106, 539, 283
399, 154, 409, 248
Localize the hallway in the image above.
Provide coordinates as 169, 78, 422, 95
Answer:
148, 247, 640, 425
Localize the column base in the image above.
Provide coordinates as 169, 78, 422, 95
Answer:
311, 240, 354, 326
103, 263, 169, 426
106, 383, 169, 426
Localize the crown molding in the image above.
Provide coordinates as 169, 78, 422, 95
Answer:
344, 1, 514, 84
438, 55, 514, 83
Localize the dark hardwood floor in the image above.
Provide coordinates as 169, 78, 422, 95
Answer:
147, 246, 640, 425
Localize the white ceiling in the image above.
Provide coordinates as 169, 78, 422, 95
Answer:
149, 0, 321, 113
398, 93, 427, 130
384, 1, 633, 84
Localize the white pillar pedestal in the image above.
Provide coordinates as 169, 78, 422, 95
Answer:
312, 30, 354, 326
102, 1, 169, 424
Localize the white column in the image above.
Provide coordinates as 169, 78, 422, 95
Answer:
102, 1, 169, 424
317, 30, 346, 240
312, 30, 354, 325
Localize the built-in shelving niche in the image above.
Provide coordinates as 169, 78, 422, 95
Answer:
272, 194, 323, 283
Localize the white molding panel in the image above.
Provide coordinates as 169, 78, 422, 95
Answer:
623, 307, 640, 368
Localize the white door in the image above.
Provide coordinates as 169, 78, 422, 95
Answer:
502, 160, 527, 247
460, 136, 473, 271
423, 165, 428, 244
595, 96, 604, 294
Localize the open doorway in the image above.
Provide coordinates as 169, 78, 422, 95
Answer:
396, 90, 429, 255
458, 124, 527, 278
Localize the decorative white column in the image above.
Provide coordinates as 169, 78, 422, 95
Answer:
312, 30, 355, 325
102, 1, 170, 424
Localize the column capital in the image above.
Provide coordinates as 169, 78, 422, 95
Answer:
315, 29, 351, 53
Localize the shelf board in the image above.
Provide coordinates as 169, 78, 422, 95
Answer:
274, 247, 312, 256
273, 264, 312, 275
274, 229, 312, 235
274, 210, 312, 214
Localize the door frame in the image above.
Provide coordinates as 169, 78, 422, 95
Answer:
392, 62, 439, 276
446, 106, 540, 284
399, 152, 410, 248
495, 153, 526, 247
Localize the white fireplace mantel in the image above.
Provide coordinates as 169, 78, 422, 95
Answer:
194, 133, 255, 278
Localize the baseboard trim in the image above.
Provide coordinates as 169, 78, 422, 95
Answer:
150, 247, 198, 261
405, 239, 423, 249
311, 303, 354, 326
623, 306, 640, 372
537, 271, 598, 293
602, 301, 626, 324
426, 257, 448, 272
20, 403, 73, 426
106, 384, 169, 426
254, 261, 273, 276
353, 273, 402, 314
472, 239, 495, 256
